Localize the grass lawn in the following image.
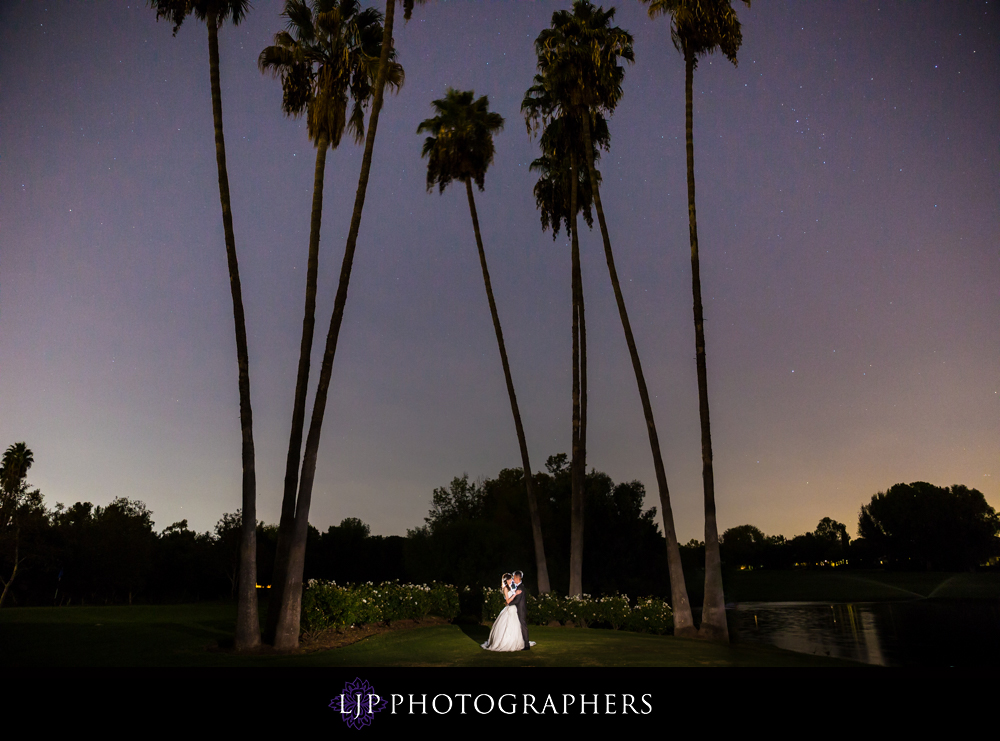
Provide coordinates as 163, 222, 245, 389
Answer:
0, 602, 857, 667
8, 572, 993, 668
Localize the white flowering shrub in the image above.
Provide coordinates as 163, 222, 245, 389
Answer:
301, 580, 459, 633
597, 594, 631, 630
478, 589, 673, 635
482, 587, 507, 621
528, 591, 567, 625
564, 593, 599, 627
626, 597, 674, 635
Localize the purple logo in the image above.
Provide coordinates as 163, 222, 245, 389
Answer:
329, 678, 388, 729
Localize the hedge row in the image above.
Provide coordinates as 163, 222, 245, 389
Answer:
300, 580, 673, 637
301, 580, 460, 633
483, 590, 674, 635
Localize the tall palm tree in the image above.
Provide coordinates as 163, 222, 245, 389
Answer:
524, 101, 604, 597
417, 88, 551, 594
537, 0, 699, 636
258, 0, 401, 646
149, 0, 260, 651
529, 0, 697, 633
523, 79, 590, 597
269, 0, 420, 650
641, 0, 750, 643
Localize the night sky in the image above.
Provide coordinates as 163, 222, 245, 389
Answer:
1, 1, 996, 546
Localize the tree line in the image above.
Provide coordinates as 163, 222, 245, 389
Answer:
4, 441, 996, 608
0, 447, 682, 606
704, 483, 1000, 573
0, 496, 403, 608
406, 469, 1000, 591
0, 442, 408, 606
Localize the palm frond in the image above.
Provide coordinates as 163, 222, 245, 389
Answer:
403, 0, 427, 22
150, 0, 252, 33
524, 1, 627, 235
529, 110, 605, 239
641, 0, 749, 66
259, 0, 401, 148
418, 88, 505, 194
149, 0, 191, 36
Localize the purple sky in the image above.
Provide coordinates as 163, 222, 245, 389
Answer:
1, 1, 997, 546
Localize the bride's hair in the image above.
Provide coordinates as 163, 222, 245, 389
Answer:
501, 572, 513, 590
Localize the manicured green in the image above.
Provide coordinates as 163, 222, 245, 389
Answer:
0, 602, 855, 667
0, 603, 239, 667
311, 623, 856, 667
8, 571, 992, 666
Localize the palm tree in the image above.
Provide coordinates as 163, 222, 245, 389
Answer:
0, 443, 32, 499
543, 1, 698, 636
0, 442, 34, 607
523, 100, 603, 597
528, 114, 603, 242
269, 0, 420, 650
258, 0, 401, 647
523, 79, 590, 597
417, 89, 552, 594
149, 0, 260, 651
528, 0, 697, 633
641, 0, 750, 643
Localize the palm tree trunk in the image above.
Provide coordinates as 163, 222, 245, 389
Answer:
271, 0, 397, 651
0, 524, 20, 608
464, 179, 551, 594
569, 149, 585, 598
265, 134, 330, 645
0, 565, 14, 607
684, 52, 728, 642
580, 114, 697, 637
579, 226, 588, 509
207, 14, 259, 651
576, 215, 589, 588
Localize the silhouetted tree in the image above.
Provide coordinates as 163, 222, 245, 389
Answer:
583, 476, 669, 598
720, 524, 767, 569
0, 443, 45, 607
419, 87, 551, 594
150, 520, 221, 602
91, 498, 157, 604
213, 510, 243, 597
308, 517, 406, 584
150, 0, 260, 650
258, 0, 401, 647
269, 0, 422, 651
523, 8, 602, 598
641, 0, 751, 643
859, 482, 1000, 570
813, 517, 850, 564
407, 462, 671, 598
533, 0, 700, 633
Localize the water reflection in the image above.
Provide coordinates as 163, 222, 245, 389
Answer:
727, 600, 1000, 666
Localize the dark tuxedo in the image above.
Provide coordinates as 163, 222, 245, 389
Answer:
510, 578, 529, 649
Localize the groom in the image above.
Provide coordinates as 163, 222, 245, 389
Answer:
510, 571, 529, 650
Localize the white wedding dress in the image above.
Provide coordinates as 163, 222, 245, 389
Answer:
481, 604, 535, 651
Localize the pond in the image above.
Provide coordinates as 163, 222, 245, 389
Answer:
726, 599, 1000, 666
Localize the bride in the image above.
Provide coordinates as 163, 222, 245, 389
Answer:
481, 573, 534, 651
